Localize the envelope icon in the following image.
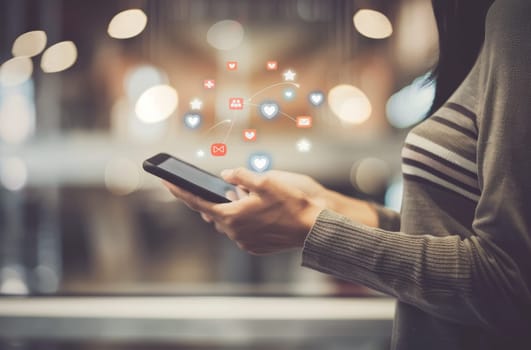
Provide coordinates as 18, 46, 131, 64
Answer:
296, 116, 312, 128
211, 143, 227, 156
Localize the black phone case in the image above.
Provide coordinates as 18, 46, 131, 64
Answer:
143, 154, 231, 204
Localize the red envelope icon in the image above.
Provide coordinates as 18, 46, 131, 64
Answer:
211, 143, 227, 156
296, 116, 312, 128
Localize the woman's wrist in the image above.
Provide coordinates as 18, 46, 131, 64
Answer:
320, 189, 379, 227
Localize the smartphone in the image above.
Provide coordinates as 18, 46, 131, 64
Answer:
143, 153, 237, 203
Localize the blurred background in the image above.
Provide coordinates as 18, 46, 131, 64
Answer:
0, 0, 437, 348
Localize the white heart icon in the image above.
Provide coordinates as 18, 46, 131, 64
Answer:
229, 63, 235, 69
259, 102, 280, 119
245, 131, 255, 139
184, 113, 201, 128
309, 92, 324, 106
249, 153, 272, 172
253, 157, 268, 170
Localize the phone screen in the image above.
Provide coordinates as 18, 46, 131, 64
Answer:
157, 157, 235, 198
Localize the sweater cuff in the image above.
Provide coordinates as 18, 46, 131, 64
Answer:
301, 209, 396, 294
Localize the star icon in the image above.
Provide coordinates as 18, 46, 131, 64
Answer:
296, 138, 312, 153
196, 149, 205, 158
190, 98, 203, 110
283, 69, 296, 81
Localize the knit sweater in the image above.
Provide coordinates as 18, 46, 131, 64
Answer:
302, 1, 531, 348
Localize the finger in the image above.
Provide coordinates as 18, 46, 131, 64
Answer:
200, 212, 213, 223
162, 180, 217, 215
221, 167, 266, 192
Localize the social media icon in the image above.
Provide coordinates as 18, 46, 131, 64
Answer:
308, 91, 325, 107
259, 101, 280, 120
283, 69, 296, 81
203, 80, 215, 89
248, 153, 272, 173
226, 61, 238, 71
183, 112, 202, 129
296, 138, 312, 152
266, 61, 278, 70
283, 88, 296, 101
211, 143, 227, 156
296, 116, 312, 128
229, 97, 244, 110
243, 129, 257, 142
190, 98, 203, 110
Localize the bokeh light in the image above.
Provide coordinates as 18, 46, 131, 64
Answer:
0, 157, 28, 191
350, 157, 390, 195
385, 176, 404, 212
104, 157, 141, 195
0, 92, 35, 144
0, 57, 33, 86
353, 9, 393, 39
386, 74, 435, 129
124, 65, 167, 101
108, 9, 148, 39
328, 84, 372, 124
207, 20, 244, 51
12, 30, 47, 57
40, 41, 78, 73
135, 84, 178, 124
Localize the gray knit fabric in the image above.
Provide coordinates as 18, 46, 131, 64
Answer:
302, 1, 531, 348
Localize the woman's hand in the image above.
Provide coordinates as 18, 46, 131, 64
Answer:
163, 168, 325, 255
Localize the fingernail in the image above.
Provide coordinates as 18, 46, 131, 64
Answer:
221, 169, 233, 177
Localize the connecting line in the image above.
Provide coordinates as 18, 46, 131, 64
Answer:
247, 82, 300, 102
222, 117, 236, 144
246, 102, 297, 123
202, 119, 233, 137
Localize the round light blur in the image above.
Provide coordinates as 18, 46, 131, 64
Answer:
41, 41, 78, 73
0, 157, 28, 191
350, 158, 390, 195
124, 65, 167, 101
108, 9, 148, 39
328, 84, 372, 124
385, 177, 404, 212
0, 266, 29, 295
12, 30, 47, 57
135, 84, 178, 124
353, 9, 393, 39
0, 57, 33, 86
0, 93, 35, 144
207, 20, 245, 51
104, 157, 141, 195
386, 74, 435, 129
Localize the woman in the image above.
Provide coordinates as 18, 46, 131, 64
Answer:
164, 0, 531, 348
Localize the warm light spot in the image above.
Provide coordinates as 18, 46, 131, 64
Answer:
12, 30, 47, 57
0, 57, 33, 86
328, 84, 372, 124
135, 84, 178, 124
104, 157, 141, 195
40, 41, 78, 73
207, 20, 244, 51
0, 157, 28, 191
0, 93, 35, 144
350, 158, 390, 195
108, 9, 148, 39
124, 65, 167, 101
353, 9, 393, 39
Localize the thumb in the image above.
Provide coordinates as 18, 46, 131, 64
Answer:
221, 167, 265, 192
